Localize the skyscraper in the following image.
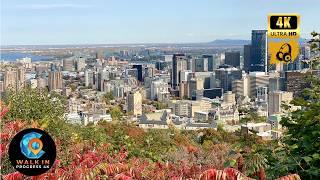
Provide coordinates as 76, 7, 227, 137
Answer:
171, 54, 187, 89
75, 57, 86, 71
250, 30, 267, 72
225, 51, 240, 67
133, 64, 143, 81
195, 58, 208, 72
243, 45, 252, 72
202, 55, 216, 71
215, 65, 242, 92
3, 68, 25, 92
48, 71, 63, 91
127, 91, 142, 116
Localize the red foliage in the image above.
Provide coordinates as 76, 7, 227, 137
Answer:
0, 118, 301, 180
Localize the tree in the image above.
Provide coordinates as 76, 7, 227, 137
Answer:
110, 106, 123, 121
103, 92, 114, 105
266, 32, 320, 179
239, 108, 266, 124
2, 88, 66, 122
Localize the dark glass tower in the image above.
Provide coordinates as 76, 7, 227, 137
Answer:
250, 30, 267, 72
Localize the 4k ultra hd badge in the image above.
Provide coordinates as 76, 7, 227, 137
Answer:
8, 128, 56, 176
267, 13, 300, 64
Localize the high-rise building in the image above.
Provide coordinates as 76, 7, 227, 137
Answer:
75, 57, 86, 71
215, 65, 242, 92
48, 71, 63, 91
3, 68, 25, 92
151, 80, 169, 100
243, 45, 252, 72
285, 71, 311, 97
133, 64, 143, 81
250, 30, 267, 72
195, 58, 208, 72
268, 91, 293, 115
232, 74, 250, 97
127, 91, 142, 116
85, 69, 95, 87
202, 55, 216, 71
248, 72, 269, 97
63, 58, 74, 71
4, 69, 17, 92
179, 81, 188, 99
225, 51, 240, 67
188, 78, 204, 99
171, 54, 187, 89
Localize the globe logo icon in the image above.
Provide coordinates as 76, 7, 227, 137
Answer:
20, 132, 45, 159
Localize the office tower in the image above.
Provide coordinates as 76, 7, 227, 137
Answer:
180, 70, 192, 82
75, 57, 86, 71
63, 58, 74, 71
203, 88, 223, 99
133, 64, 143, 81
268, 91, 293, 115
248, 72, 269, 97
48, 71, 63, 91
179, 81, 188, 99
202, 55, 216, 71
232, 74, 250, 97
250, 30, 267, 72
4, 70, 17, 91
144, 66, 154, 78
225, 51, 240, 67
285, 71, 311, 97
187, 58, 195, 71
215, 65, 242, 92
195, 58, 208, 72
243, 45, 252, 72
127, 91, 142, 116
171, 54, 187, 89
85, 69, 95, 87
95, 70, 104, 91
150, 80, 169, 100
188, 78, 204, 99
3, 68, 25, 92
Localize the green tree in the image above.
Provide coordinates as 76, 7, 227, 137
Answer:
103, 92, 114, 104
266, 32, 320, 179
110, 106, 123, 121
239, 108, 266, 124
3, 88, 66, 122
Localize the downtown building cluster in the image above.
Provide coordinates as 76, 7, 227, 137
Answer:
0, 30, 318, 140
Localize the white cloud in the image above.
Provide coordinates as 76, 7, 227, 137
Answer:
17, 4, 92, 10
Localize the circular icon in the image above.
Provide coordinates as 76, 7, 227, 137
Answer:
9, 128, 56, 176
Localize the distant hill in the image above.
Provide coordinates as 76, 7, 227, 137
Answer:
209, 39, 250, 46
209, 38, 308, 46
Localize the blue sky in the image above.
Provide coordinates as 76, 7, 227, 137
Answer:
1, 0, 319, 45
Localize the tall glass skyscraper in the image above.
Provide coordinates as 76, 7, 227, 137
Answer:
250, 30, 267, 72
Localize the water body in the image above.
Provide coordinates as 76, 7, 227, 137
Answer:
0, 52, 54, 62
